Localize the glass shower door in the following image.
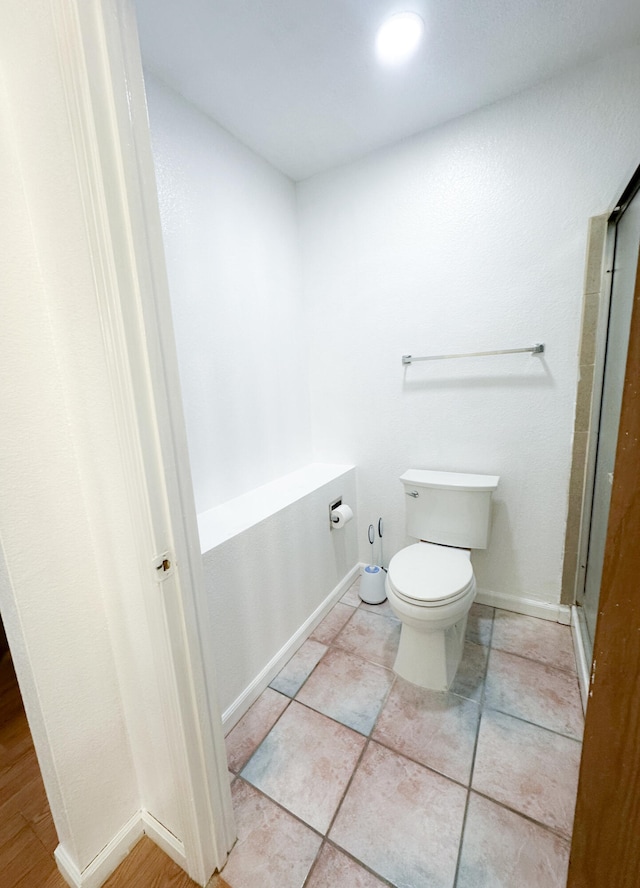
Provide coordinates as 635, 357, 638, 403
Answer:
580, 193, 640, 661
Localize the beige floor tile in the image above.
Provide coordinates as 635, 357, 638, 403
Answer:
341, 579, 362, 607
330, 742, 466, 887
269, 639, 327, 698
457, 792, 570, 887
305, 843, 388, 888
310, 603, 355, 644
450, 640, 489, 703
491, 612, 576, 674
225, 688, 289, 774
373, 678, 480, 784
296, 648, 393, 735
485, 648, 584, 739
472, 709, 581, 837
333, 608, 401, 669
241, 701, 365, 833
218, 780, 321, 888
465, 603, 495, 646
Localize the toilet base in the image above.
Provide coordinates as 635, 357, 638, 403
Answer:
393, 613, 468, 690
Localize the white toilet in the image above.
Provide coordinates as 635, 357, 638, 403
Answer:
386, 469, 499, 690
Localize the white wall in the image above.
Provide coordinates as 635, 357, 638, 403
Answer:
201, 467, 358, 718
144, 74, 362, 748
298, 46, 640, 606
0, 0, 141, 869
145, 74, 312, 514
0, 124, 141, 874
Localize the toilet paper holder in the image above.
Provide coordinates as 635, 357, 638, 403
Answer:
329, 497, 353, 530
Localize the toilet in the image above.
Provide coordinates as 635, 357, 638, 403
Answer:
386, 468, 499, 690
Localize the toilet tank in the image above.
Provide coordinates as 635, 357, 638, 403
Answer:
400, 469, 499, 549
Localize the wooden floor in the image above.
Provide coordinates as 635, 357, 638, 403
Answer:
0, 652, 216, 888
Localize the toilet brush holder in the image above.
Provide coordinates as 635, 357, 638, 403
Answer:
359, 564, 387, 605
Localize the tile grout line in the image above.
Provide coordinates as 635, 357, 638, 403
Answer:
455, 607, 579, 882
452, 606, 496, 887
465, 606, 495, 786
489, 642, 581, 677
480, 702, 584, 743
230, 693, 294, 777
490, 612, 579, 677
230, 774, 326, 839
272, 640, 332, 700
469, 787, 576, 843
300, 606, 399, 886
322, 734, 371, 839
304, 837, 399, 888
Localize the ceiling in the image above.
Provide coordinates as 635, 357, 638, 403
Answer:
134, 0, 640, 181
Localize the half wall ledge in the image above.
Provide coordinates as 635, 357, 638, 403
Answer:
197, 463, 355, 552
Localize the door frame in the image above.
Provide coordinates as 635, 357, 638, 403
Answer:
567, 194, 640, 883
50, 0, 235, 882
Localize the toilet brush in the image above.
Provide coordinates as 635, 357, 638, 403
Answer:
378, 517, 385, 570
360, 523, 387, 604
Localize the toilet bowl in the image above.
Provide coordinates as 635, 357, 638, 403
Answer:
386, 542, 476, 689
388, 468, 499, 690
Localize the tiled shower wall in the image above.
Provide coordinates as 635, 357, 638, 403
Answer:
561, 213, 609, 605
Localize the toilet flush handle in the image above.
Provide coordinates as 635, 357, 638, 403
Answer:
406, 490, 419, 498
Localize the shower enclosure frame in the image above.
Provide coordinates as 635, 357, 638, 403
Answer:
567, 167, 640, 887
564, 163, 640, 705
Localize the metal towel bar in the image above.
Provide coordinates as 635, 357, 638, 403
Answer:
402, 343, 544, 365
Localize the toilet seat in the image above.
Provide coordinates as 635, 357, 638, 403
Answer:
387, 543, 474, 607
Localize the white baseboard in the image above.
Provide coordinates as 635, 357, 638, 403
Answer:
54, 812, 143, 888
475, 588, 572, 625
222, 563, 360, 733
571, 605, 591, 713
220, 572, 573, 735
141, 810, 187, 873
54, 811, 188, 888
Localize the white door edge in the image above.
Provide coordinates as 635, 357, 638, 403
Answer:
50, 0, 235, 881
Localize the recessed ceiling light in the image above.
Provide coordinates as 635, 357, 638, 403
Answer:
375, 11, 424, 66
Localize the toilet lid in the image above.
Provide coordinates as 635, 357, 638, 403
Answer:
387, 543, 474, 605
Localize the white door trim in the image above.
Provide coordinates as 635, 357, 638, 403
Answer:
50, 0, 235, 882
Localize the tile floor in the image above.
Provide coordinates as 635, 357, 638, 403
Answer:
215, 577, 583, 888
